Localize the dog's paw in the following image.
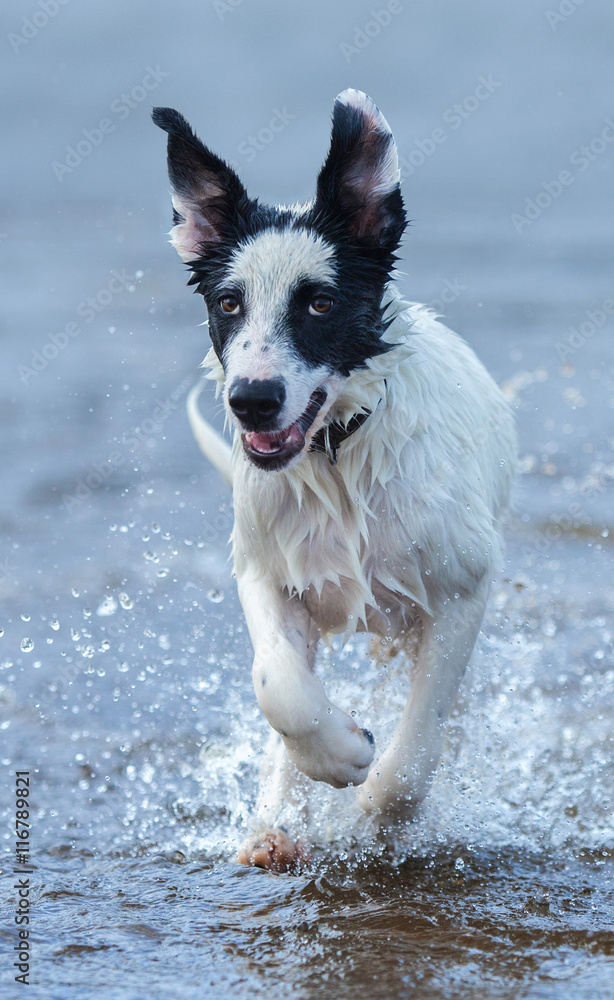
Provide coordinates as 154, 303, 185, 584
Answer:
237, 828, 309, 874
284, 710, 375, 788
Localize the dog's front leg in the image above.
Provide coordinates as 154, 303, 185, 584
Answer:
238, 569, 375, 789
358, 583, 489, 818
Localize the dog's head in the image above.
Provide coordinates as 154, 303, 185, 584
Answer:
153, 90, 406, 471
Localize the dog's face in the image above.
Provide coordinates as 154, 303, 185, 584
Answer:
153, 90, 406, 471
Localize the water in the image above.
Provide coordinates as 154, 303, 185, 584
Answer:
1, 1, 614, 997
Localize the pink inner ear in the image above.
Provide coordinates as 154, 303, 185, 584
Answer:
340, 123, 401, 240
170, 213, 218, 261
343, 126, 400, 207
170, 183, 225, 261
350, 200, 390, 240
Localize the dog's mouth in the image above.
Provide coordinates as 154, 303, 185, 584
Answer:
241, 388, 327, 471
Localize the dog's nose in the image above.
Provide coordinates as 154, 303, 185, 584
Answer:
228, 378, 286, 428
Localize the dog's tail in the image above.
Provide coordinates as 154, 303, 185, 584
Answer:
186, 381, 233, 489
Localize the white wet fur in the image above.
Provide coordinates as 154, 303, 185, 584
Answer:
179, 89, 516, 834
195, 291, 516, 814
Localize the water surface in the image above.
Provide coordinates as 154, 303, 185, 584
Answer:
1, 1, 613, 997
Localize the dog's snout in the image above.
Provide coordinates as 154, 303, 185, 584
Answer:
228, 378, 286, 428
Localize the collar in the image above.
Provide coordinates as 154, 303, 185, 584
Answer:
310, 408, 373, 466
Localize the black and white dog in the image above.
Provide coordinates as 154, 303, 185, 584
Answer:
153, 90, 516, 870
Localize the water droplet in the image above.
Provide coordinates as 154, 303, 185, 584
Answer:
50, 618, 60, 631
118, 593, 133, 610
20, 638, 34, 653
206, 589, 224, 604
455, 857, 465, 871
70, 628, 81, 641
311, 718, 319, 726
117, 661, 129, 673
21, 613, 31, 623
71, 588, 80, 598
0, 629, 4, 638
96, 595, 118, 617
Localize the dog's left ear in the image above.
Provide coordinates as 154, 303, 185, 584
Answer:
152, 107, 250, 263
313, 89, 406, 250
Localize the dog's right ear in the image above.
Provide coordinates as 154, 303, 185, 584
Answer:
152, 107, 249, 263
313, 90, 405, 253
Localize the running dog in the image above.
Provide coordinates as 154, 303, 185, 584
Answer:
152, 90, 516, 871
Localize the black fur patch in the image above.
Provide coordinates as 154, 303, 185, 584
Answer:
153, 98, 407, 376
283, 274, 389, 376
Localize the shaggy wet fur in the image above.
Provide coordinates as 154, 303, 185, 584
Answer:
153, 89, 516, 870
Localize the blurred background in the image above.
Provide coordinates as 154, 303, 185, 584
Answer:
1, 2, 613, 998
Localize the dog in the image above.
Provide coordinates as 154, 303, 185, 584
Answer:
152, 90, 516, 871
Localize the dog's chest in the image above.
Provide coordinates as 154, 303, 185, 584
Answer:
232, 459, 380, 628
232, 454, 429, 636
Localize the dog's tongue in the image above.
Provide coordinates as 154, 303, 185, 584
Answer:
245, 423, 304, 455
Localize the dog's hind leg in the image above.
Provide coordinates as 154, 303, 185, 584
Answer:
237, 732, 311, 873
357, 581, 490, 819
254, 730, 312, 827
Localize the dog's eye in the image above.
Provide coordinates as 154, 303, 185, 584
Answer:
219, 295, 241, 315
309, 295, 333, 316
